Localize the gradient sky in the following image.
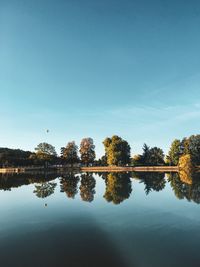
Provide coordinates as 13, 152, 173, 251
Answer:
1, 0, 200, 158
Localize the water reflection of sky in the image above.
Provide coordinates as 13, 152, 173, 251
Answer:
0, 173, 200, 267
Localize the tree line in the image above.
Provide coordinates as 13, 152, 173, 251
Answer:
0, 134, 200, 167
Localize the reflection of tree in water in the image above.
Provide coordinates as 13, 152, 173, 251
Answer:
168, 172, 200, 204
0, 173, 57, 191
80, 173, 96, 202
60, 173, 80, 199
0, 176, 29, 191
96, 172, 108, 181
33, 182, 57, 198
179, 170, 193, 185
191, 176, 200, 204
167, 173, 185, 200
104, 173, 132, 205
133, 172, 166, 195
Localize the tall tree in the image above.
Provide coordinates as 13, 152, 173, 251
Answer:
136, 144, 165, 166
180, 137, 190, 155
103, 135, 131, 166
62, 141, 79, 167
167, 139, 182, 166
142, 143, 150, 164
79, 138, 95, 166
147, 147, 165, 166
168, 135, 200, 166
35, 143, 57, 156
187, 135, 200, 165
35, 142, 57, 166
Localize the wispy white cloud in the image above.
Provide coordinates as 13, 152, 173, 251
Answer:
105, 102, 200, 126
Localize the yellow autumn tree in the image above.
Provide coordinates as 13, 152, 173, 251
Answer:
178, 154, 194, 185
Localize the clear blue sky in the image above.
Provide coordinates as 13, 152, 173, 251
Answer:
1, 0, 200, 158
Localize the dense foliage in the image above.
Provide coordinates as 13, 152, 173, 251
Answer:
33, 182, 57, 198
79, 138, 96, 166
166, 139, 182, 166
1, 134, 200, 168
133, 144, 165, 166
104, 173, 132, 204
167, 134, 200, 167
60, 173, 80, 199
103, 135, 131, 166
79, 173, 96, 202
133, 172, 166, 195
61, 141, 79, 166
178, 154, 195, 185
0, 148, 34, 167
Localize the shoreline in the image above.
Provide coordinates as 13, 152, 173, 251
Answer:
80, 166, 179, 172
0, 166, 179, 174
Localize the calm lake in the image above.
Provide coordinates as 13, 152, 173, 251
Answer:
0, 172, 200, 267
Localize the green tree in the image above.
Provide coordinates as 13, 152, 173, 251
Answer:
62, 141, 79, 167
187, 135, 200, 165
142, 143, 150, 164
95, 155, 108, 166
137, 144, 165, 166
148, 147, 165, 165
101, 155, 108, 166
103, 135, 131, 166
35, 143, 57, 156
79, 138, 95, 166
167, 139, 182, 166
35, 143, 57, 165
167, 135, 200, 167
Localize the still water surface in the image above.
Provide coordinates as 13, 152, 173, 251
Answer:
0, 172, 200, 267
